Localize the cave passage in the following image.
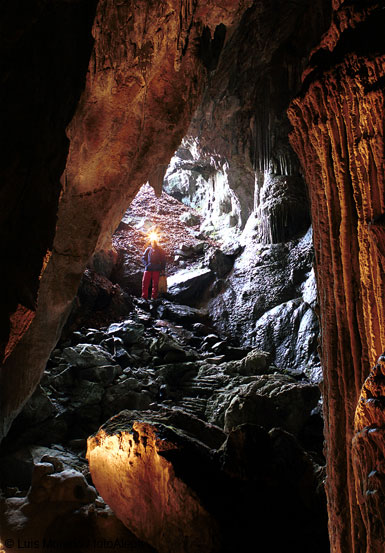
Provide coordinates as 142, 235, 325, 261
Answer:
0, 138, 327, 553
0, 0, 346, 552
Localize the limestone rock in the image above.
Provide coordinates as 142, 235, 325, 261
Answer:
288, 3, 385, 549
78, 364, 122, 386
87, 413, 328, 553
103, 381, 153, 420
243, 348, 270, 371
208, 226, 320, 379
64, 269, 132, 335
62, 344, 114, 368
88, 247, 118, 279
224, 374, 320, 435
208, 249, 234, 278
28, 465, 97, 505
166, 268, 214, 306
13, 386, 54, 428
71, 380, 105, 408
179, 211, 200, 227
252, 296, 320, 382
156, 301, 208, 325
87, 414, 221, 553
106, 320, 145, 345
256, 174, 310, 244
0, 0, 251, 440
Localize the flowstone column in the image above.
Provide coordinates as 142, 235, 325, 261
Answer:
288, 2, 385, 552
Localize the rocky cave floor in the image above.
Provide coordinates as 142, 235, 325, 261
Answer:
0, 187, 329, 553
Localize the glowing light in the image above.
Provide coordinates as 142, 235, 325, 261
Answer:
148, 231, 159, 243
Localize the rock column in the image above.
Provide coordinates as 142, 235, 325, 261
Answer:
288, 2, 385, 552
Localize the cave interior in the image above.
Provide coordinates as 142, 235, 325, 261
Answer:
1, 1, 385, 553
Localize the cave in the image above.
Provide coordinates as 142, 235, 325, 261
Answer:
1, 1, 385, 552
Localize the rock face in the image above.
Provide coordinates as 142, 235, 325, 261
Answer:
288, 2, 385, 552
0, 0, 99, 360
3, 297, 322, 455
87, 409, 328, 553
0, 0, 252, 440
162, 0, 331, 380
164, 0, 331, 241
87, 416, 220, 553
208, 226, 320, 380
0, 446, 156, 553
1, 291, 327, 551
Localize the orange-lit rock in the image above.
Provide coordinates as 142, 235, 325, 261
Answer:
87, 410, 328, 553
87, 415, 220, 553
0, 0, 251, 441
288, 2, 385, 551
352, 355, 385, 551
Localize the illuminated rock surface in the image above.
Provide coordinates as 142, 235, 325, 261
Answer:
87, 415, 221, 553
288, 1, 385, 551
0, 449, 157, 553
87, 409, 328, 553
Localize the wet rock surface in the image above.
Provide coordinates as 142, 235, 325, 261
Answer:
208, 226, 320, 380
71, 180, 320, 383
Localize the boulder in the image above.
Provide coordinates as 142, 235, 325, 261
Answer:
149, 331, 196, 364
208, 249, 234, 277
69, 380, 105, 424
110, 250, 143, 294
62, 344, 115, 368
62, 269, 132, 336
30, 467, 97, 504
87, 247, 118, 279
15, 385, 54, 427
179, 212, 200, 226
87, 412, 221, 553
87, 411, 327, 553
238, 349, 271, 375
166, 268, 214, 306
224, 374, 320, 436
43, 366, 74, 390
156, 301, 208, 325
192, 323, 211, 335
78, 364, 122, 386
193, 242, 206, 254
103, 381, 153, 419
200, 334, 220, 349
106, 320, 145, 346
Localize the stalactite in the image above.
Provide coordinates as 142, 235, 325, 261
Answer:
256, 174, 310, 245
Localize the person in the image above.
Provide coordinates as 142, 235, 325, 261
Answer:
141, 237, 166, 300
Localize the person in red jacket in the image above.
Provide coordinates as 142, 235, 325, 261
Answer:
141, 236, 166, 300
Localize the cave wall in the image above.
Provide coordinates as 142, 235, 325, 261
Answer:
162, 0, 330, 379
0, 0, 99, 359
288, 2, 385, 551
0, 0, 252, 441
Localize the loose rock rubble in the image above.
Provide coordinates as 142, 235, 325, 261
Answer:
0, 288, 327, 552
